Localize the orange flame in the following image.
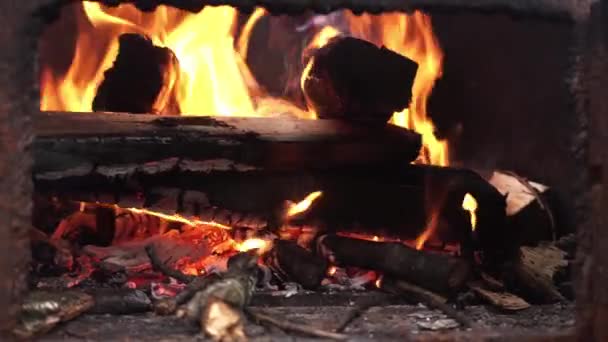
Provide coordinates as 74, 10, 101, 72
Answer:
375, 275, 383, 288
234, 237, 273, 254
343, 11, 447, 166
125, 207, 231, 230
40, 3, 309, 118
462, 193, 478, 231
286, 191, 323, 217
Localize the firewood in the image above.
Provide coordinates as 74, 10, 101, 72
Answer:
37, 164, 506, 262
265, 240, 328, 289
87, 289, 152, 314
13, 290, 94, 338
201, 298, 246, 342
179, 251, 259, 324
468, 283, 530, 311
302, 36, 418, 122
484, 170, 575, 245
33, 111, 421, 177
92, 33, 180, 115
145, 244, 196, 284
507, 243, 568, 303
318, 234, 471, 295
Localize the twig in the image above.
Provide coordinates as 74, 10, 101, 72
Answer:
334, 295, 390, 333
145, 244, 195, 284
244, 308, 349, 340
500, 170, 556, 242
387, 279, 474, 329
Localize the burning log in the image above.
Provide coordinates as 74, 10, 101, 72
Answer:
33, 111, 421, 175
145, 244, 195, 284
265, 240, 328, 289
37, 165, 506, 262
318, 234, 471, 295
302, 36, 418, 122
93, 34, 180, 115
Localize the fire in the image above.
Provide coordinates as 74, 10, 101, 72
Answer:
343, 11, 447, 166
462, 193, 478, 231
234, 238, 272, 254
286, 191, 323, 217
126, 207, 231, 230
43, 7, 450, 250
375, 275, 383, 288
40, 3, 308, 118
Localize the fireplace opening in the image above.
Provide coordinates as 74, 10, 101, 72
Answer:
20, 1, 583, 339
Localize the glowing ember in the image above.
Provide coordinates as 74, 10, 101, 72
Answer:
375, 275, 383, 288
234, 238, 272, 254
462, 193, 478, 231
286, 191, 323, 217
327, 266, 338, 276
372, 236, 380, 242
126, 207, 231, 230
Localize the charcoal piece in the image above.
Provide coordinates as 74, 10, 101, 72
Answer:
266, 240, 327, 289
302, 36, 418, 122
319, 234, 471, 295
89, 261, 128, 287
92, 33, 180, 114
88, 289, 152, 314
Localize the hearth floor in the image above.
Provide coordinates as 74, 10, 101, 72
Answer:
41, 293, 574, 341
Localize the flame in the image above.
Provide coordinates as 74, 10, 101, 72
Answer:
343, 11, 447, 166
327, 266, 338, 277
42, 6, 446, 163
414, 210, 440, 250
375, 275, 383, 288
234, 237, 272, 254
308, 26, 341, 51
286, 191, 323, 217
125, 207, 231, 230
41, 3, 309, 118
462, 193, 478, 231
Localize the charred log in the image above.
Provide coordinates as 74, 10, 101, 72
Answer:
87, 289, 152, 315
266, 240, 327, 289
302, 36, 418, 122
484, 170, 575, 245
319, 234, 471, 295
36, 162, 506, 259
33, 111, 421, 174
36, 167, 505, 255
92, 34, 180, 115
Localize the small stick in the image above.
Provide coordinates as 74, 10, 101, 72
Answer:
386, 279, 474, 329
334, 295, 391, 333
500, 170, 557, 242
145, 244, 194, 284
245, 308, 349, 340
